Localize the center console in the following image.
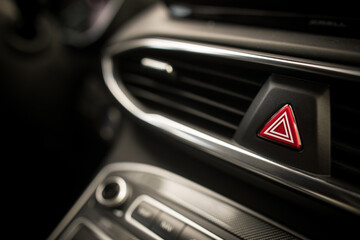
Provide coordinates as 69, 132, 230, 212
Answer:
49, 163, 303, 240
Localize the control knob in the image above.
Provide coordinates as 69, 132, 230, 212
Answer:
95, 176, 128, 207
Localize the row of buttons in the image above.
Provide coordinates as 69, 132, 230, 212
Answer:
132, 201, 214, 240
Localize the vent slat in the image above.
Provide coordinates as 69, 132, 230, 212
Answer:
332, 140, 360, 158
122, 58, 265, 94
181, 76, 253, 102
332, 122, 360, 135
332, 127, 360, 151
331, 160, 360, 190
172, 61, 264, 87
116, 51, 266, 139
333, 103, 360, 116
122, 68, 253, 111
129, 86, 240, 131
332, 160, 360, 176
123, 74, 244, 126
123, 73, 245, 116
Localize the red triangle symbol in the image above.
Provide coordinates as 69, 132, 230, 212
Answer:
258, 104, 302, 149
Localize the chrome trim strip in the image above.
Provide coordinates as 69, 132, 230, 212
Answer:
101, 38, 360, 215
125, 195, 222, 240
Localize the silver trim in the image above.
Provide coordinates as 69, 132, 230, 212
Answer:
125, 195, 222, 240
59, 217, 112, 240
95, 176, 128, 207
101, 38, 360, 215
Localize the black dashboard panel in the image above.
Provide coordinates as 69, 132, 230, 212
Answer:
165, 0, 357, 17
109, 2, 360, 66
165, 0, 360, 38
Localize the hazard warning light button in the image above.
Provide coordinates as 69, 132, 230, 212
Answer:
258, 104, 302, 150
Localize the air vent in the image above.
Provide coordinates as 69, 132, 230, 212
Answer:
114, 50, 267, 139
104, 38, 360, 213
331, 80, 360, 190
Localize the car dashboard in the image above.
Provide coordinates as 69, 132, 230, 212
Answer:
1, 0, 359, 239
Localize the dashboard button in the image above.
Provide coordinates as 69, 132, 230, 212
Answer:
179, 226, 213, 240
71, 225, 100, 240
95, 176, 128, 207
151, 212, 185, 239
132, 202, 160, 228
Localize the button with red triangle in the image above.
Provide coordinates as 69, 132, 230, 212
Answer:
258, 104, 302, 150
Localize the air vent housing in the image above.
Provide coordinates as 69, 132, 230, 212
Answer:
112, 46, 360, 189
104, 38, 360, 214
113, 49, 268, 139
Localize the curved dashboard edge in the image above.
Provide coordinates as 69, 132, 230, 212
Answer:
101, 38, 360, 215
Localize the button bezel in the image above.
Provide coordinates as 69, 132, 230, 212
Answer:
125, 195, 221, 240
96, 176, 128, 207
